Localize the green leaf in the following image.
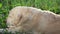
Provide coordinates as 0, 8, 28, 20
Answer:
0, 3, 2, 8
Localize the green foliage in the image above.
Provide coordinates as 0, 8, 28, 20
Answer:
0, 0, 60, 33
0, 3, 2, 8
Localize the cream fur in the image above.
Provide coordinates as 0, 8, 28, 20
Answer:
6, 6, 60, 34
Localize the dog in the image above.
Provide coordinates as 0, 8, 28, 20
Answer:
6, 6, 60, 34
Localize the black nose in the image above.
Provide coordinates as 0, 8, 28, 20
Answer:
6, 26, 9, 28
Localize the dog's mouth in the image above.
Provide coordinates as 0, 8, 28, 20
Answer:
0, 25, 33, 34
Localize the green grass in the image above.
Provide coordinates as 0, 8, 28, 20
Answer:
0, 0, 60, 34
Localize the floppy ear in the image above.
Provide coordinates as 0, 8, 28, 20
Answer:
17, 16, 29, 26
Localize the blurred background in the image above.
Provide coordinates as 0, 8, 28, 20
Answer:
0, 0, 60, 34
